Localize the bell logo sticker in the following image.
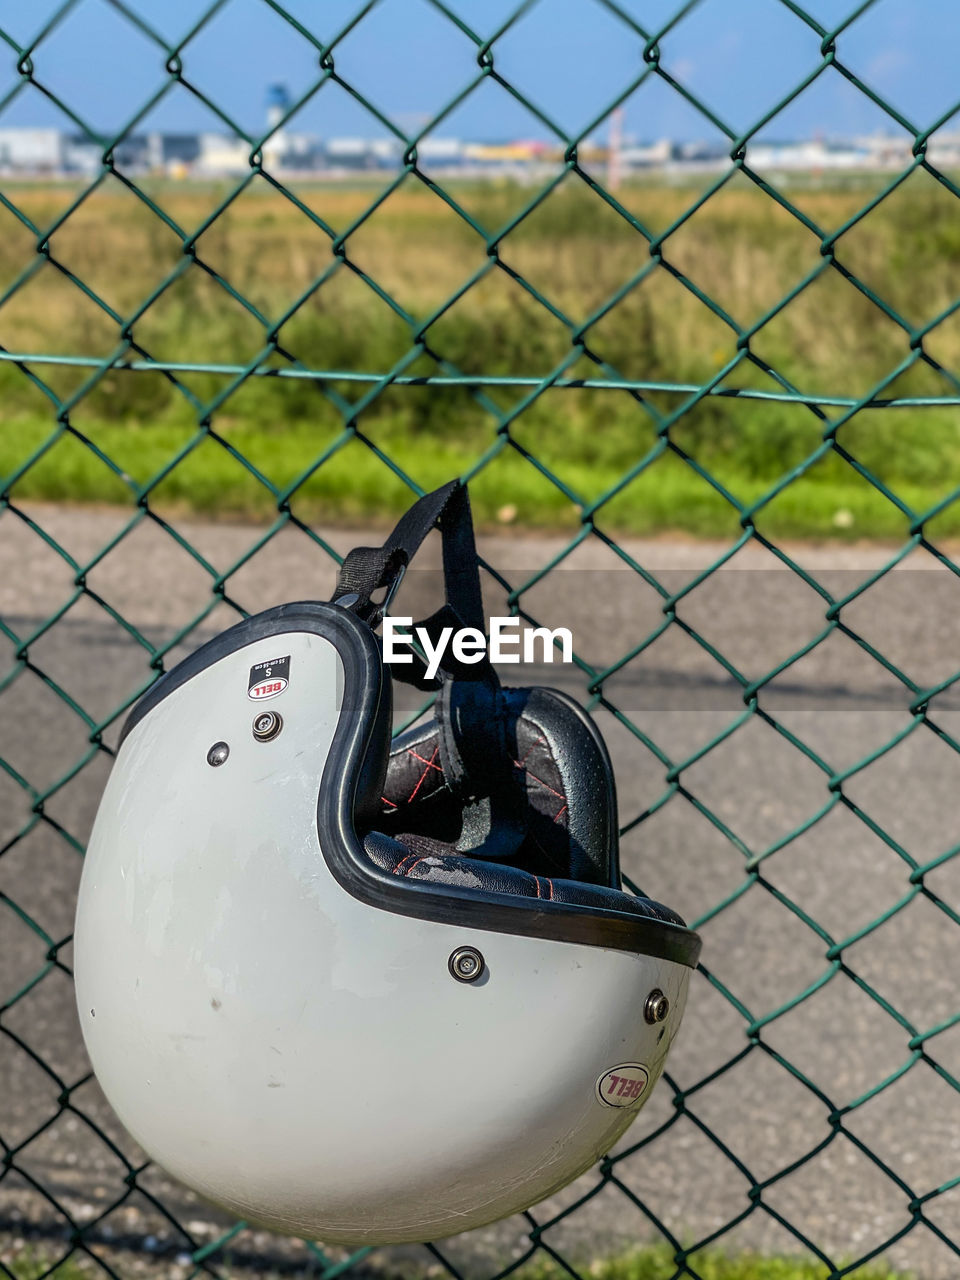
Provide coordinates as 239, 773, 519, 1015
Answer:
596, 1063, 649, 1108
248, 655, 290, 701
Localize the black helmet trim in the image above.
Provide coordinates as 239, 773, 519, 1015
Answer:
119, 600, 701, 967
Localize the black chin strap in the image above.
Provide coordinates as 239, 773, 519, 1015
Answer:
332, 481, 525, 860
332, 480, 484, 638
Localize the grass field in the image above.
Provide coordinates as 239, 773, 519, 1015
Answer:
2, 170, 960, 539
4, 1245, 914, 1280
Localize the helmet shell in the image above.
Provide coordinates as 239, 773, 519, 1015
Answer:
75, 611, 693, 1244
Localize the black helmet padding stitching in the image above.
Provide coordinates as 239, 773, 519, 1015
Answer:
360, 684, 685, 927
373, 686, 618, 886
362, 829, 686, 926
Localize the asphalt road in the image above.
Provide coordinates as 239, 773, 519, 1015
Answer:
4, 504, 960, 1278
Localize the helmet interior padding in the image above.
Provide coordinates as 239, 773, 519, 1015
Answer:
362, 685, 686, 928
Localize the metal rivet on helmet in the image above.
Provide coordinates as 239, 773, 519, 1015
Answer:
644, 989, 670, 1024
206, 741, 230, 767
448, 946, 484, 983
252, 711, 283, 742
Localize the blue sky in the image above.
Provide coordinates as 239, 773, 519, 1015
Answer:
0, 0, 957, 145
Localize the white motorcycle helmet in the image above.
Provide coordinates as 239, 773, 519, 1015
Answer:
74, 481, 701, 1246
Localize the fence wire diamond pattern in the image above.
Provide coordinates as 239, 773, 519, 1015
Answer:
3, 2, 960, 1279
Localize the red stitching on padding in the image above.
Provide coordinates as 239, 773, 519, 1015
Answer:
407, 747, 442, 771
399, 856, 428, 878
546, 877, 555, 900
534, 875, 541, 899
393, 851, 419, 876
516, 751, 569, 825
514, 736, 546, 770
406, 745, 441, 803
524, 770, 565, 801
381, 796, 398, 811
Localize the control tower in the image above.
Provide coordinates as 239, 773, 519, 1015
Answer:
264, 83, 290, 167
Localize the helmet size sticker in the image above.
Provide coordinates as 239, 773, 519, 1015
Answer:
596, 1063, 649, 1108
248, 655, 290, 701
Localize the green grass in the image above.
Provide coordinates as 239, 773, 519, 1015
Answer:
518, 1245, 911, 1280
3, 1245, 913, 1280
5, 406, 959, 542
3, 175, 960, 539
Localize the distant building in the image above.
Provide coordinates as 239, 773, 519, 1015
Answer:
0, 124, 939, 181
113, 134, 151, 171
927, 132, 960, 168
676, 140, 728, 165
62, 134, 101, 175
324, 137, 379, 169
620, 139, 673, 169
0, 128, 62, 173
273, 131, 322, 171
747, 139, 870, 170
196, 132, 249, 176
856, 133, 911, 167
369, 138, 403, 167
266, 83, 290, 130
157, 133, 202, 170
417, 137, 462, 167
264, 83, 291, 170
465, 142, 540, 164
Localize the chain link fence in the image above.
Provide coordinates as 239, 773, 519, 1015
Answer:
4, 2, 960, 1278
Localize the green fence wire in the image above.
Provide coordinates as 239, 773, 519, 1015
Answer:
3, 2, 960, 1278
